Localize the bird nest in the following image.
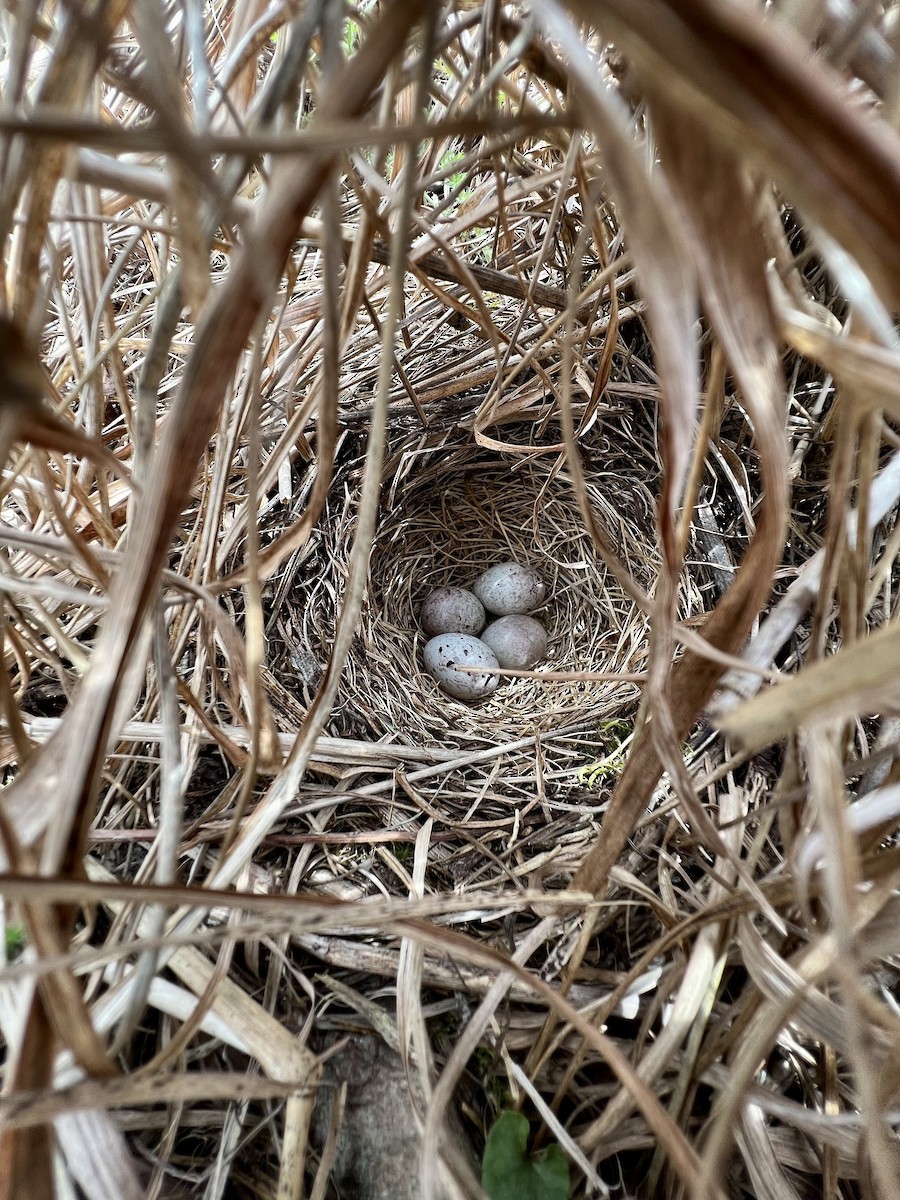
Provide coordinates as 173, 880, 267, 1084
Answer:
273, 417, 691, 769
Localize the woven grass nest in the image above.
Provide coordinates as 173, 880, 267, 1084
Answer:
281, 417, 692, 758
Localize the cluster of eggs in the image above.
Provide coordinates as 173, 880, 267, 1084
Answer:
420, 562, 548, 701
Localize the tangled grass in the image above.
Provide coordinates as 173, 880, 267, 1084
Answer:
3, 4, 900, 1200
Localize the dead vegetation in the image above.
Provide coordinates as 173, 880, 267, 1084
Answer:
3, 2, 900, 1198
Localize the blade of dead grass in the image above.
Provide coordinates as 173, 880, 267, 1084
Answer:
716, 448, 900, 714
778, 299, 900, 422
79, 858, 323, 1200
202, 5, 440, 896
592, 0, 900, 310
0, 0, 426, 872
736, 1102, 804, 1200
564, 67, 787, 908
0, 6, 431, 1193
4, 1, 131, 320
0, 1072, 309, 1131
397, 819, 434, 1111
718, 620, 900, 752
536, 1, 698, 581
418, 915, 723, 1200
802, 724, 900, 1200
626, 105, 789, 885
1, 0, 429, 871
54, 1110, 144, 1200
576, 787, 741, 1157
524, 37, 788, 1177
0, 988, 54, 1200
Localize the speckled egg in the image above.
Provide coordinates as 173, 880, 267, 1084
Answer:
480, 615, 547, 670
472, 562, 546, 616
423, 634, 500, 701
420, 586, 486, 637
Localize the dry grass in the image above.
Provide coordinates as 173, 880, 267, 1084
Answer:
284, 431, 658, 740
3, 3, 900, 1199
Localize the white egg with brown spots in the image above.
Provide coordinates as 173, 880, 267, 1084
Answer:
420, 586, 486, 637
472, 562, 546, 616
423, 634, 499, 701
480, 615, 547, 670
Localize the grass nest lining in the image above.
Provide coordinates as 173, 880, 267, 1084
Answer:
283, 420, 673, 754
13, 2, 900, 1196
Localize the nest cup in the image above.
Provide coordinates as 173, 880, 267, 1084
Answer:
291, 430, 662, 753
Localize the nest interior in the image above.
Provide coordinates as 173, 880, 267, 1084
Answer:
272, 415, 703, 768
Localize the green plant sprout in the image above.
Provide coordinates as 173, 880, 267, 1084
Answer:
343, 17, 360, 59
577, 720, 633, 788
5, 925, 25, 961
429, 145, 474, 212
481, 1111, 569, 1200
472, 1045, 513, 1112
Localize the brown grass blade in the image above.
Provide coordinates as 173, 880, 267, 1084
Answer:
718, 620, 900, 753
573, 112, 786, 903
536, 4, 698, 569
0, 0, 431, 874
592, 0, 900, 308
0, 991, 54, 1200
8, 1, 131, 322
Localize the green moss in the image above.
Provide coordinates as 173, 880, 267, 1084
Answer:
577, 719, 633, 787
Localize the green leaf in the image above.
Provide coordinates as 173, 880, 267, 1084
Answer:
5, 925, 25, 960
481, 1111, 569, 1200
